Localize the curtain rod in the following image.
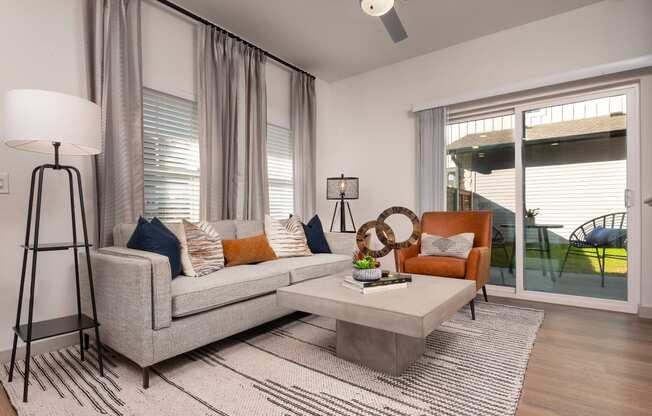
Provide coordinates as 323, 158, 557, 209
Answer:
156, 0, 316, 80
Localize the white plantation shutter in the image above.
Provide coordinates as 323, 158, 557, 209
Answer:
267, 123, 294, 219
143, 88, 200, 222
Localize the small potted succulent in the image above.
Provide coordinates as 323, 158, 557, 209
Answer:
352, 251, 382, 282
525, 208, 540, 226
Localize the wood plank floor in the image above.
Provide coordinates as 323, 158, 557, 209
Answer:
1, 298, 651, 416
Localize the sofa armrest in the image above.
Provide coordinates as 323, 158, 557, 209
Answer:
325, 232, 356, 255
83, 247, 172, 331
465, 246, 491, 289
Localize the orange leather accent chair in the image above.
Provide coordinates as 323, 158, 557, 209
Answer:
396, 211, 493, 301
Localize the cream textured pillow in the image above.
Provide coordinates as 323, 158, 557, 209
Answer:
420, 232, 475, 259
165, 222, 195, 277
182, 220, 225, 277
264, 215, 312, 258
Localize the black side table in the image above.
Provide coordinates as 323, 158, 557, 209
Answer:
8, 156, 104, 402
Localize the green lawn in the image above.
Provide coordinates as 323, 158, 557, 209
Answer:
491, 242, 627, 276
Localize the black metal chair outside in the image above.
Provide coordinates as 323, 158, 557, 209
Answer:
492, 226, 512, 284
558, 212, 627, 287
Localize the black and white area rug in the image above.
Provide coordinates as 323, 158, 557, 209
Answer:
2, 301, 544, 416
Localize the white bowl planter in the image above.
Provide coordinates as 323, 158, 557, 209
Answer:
352, 268, 382, 282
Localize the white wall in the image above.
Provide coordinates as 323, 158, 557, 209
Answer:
0, 0, 95, 352
315, 0, 652, 309
142, 0, 196, 99
267, 62, 292, 129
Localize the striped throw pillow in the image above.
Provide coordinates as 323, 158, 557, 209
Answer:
164, 222, 195, 277
264, 215, 312, 258
182, 220, 225, 277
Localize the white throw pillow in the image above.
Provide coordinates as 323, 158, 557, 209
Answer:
264, 215, 312, 258
165, 222, 195, 277
420, 232, 475, 259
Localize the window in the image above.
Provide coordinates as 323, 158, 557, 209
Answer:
446, 112, 516, 287
143, 88, 200, 222
267, 123, 294, 219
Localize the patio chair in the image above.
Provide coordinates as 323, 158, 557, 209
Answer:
558, 212, 627, 287
492, 226, 512, 284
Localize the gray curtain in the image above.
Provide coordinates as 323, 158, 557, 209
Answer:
241, 48, 269, 220
197, 26, 268, 221
86, 0, 144, 246
291, 72, 316, 220
416, 106, 447, 215
197, 27, 239, 221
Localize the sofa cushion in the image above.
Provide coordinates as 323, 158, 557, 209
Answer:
171, 265, 289, 317
207, 221, 236, 240
235, 220, 264, 238
261, 253, 351, 284
404, 256, 466, 278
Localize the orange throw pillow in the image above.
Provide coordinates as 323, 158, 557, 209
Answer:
222, 234, 277, 266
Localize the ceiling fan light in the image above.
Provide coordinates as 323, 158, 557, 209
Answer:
360, 0, 394, 17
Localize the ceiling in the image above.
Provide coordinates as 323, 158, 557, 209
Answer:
173, 0, 604, 82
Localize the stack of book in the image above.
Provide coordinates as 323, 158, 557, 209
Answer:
342, 274, 412, 294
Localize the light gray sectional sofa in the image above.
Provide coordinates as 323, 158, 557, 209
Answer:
80, 220, 354, 388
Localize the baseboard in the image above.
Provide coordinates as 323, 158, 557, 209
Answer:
0, 333, 79, 363
638, 305, 652, 319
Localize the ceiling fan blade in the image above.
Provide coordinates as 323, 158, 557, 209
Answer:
380, 7, 408, 43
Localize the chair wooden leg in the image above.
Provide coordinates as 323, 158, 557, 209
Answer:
482, 286, 488, 302
142, 366, 150, 389
469, 299, 476, 320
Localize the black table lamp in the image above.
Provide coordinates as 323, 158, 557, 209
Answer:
327, 174, 359, 232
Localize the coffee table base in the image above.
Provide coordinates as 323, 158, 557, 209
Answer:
336, 320, 425, 376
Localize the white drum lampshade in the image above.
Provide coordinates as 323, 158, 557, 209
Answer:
360, 0, 394, 17
3, 89, 101, 156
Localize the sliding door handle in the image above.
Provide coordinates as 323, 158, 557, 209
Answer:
624, 189, 634, 208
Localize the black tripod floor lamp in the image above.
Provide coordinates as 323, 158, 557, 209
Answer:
3, 89, 105, 402
327, 174, 359, 233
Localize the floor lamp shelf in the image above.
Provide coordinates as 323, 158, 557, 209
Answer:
13, 314, 99, 343
21, 242, 92, 251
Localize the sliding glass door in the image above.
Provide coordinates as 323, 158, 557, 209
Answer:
521, 93, 629, 300
447, 113, 516, 287
447, 85, 640, 312
514, 86, 640, 311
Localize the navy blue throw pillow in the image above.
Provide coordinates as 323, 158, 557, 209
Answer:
127, 217, 182, 278
301, 215, 331, 254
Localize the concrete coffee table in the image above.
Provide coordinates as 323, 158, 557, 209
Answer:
277, 273, 477, 376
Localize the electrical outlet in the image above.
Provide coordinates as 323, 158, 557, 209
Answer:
0, 172, 9, 194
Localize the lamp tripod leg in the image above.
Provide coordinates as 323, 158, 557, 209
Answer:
330, 202, 339, 232
346, 202, 356, 231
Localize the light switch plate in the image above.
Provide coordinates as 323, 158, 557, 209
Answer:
0, 172, 9, 194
